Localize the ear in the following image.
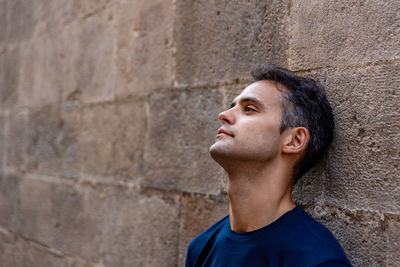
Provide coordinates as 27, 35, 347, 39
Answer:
281, 127, 310, 154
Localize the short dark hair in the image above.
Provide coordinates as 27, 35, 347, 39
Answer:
251, 63, 335, 184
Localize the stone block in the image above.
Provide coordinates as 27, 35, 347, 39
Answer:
63, 8, 115, 104
144, 89, 224, 194
59, 104, 83, 178
0, 228, 93, 267
289, 0, 400, 70
0, 48, 19, 109
292, 160, 326, 207
0, 174, 20, 231
5, 109, 28, 170
175, 0, 290, 86
178, 194, 229, 266
31, 0, 78, 37
24, 101, 147, 181
0, 115, 5, 169
17, 176, 103, 262
25, 105, 81, 178
114, 0, 175, 97
14, 174, 180, 266
78, 101, 146, 182
386, 217, 400, 267
25, 106, 60, 173
101, 187, 180, 267
18, 33, 64, 108
323, 63, 400, 213
314, 205, 388, 267
5, 0, 34, 44
71, 0, 110, 19
0, 2, 7, 46
18, 0, 109, 38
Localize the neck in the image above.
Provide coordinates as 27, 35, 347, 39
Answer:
226, 158, 296, 233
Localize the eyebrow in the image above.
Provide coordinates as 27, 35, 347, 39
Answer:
230, 97, 266, 109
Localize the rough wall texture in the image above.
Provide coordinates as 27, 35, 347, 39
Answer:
0, 0, 399, 266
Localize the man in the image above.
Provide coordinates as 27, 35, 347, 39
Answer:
185, 63, 352, 267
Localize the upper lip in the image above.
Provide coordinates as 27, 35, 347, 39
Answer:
217, 128, 234, 137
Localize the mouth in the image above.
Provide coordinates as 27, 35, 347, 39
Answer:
216, 128, 234, 138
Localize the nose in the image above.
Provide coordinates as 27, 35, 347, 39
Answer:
218, 108, 235, 124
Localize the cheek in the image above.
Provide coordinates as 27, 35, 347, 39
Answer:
252, 132, 281, 150
244, 121, 281, 147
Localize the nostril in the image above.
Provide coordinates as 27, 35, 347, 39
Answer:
218, 110, 234, 124
218, 112, 228, 123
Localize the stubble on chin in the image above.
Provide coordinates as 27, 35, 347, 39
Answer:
209, 142, 220, 160
209, 140, 233, 164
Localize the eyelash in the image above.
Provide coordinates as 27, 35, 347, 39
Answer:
229, 104, 257, 113
244, 106, 256, 112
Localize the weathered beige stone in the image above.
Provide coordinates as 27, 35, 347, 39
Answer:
101, 187, 180, 267
31, 0, 77, 37
292, 160, 326, 206
2, 0, 111, 46
144, 89, 224, 194
0, 2, 7, 46
59, 104, 83, 178
5, 0, 34, 44
0, 115, 5, 169
289, 0, 400, 70
71, 0, 110, 19
63, 7, 115, 104
324, 63, 400, 213
175, 0, 289, 86
315, 205, 388, 266
0, 174, 20, 232
13, 174, 180, 266
25, 106, 61, 174
114, 0, 175, 97
24, 101, 146, 181
178, 194, 229, 266
18, 33, 64, 107
0, 48, 19, 109
5, 109, 27, 170
17, 175, 104, 262
78, 101, 146, 181
0, 228, 94, 267
387, 218, 400, 267
24, 105, 81, 179
20, 0, 110, 39
76, 104, 117, 178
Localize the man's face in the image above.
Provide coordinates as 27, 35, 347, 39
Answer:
209, 80, 284, 164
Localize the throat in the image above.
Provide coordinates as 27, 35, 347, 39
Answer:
227, 174, 295, 233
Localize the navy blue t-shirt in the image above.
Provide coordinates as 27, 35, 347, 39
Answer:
186, 206, 351, 267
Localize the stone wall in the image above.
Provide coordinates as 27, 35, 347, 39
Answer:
0, 0, 398, 266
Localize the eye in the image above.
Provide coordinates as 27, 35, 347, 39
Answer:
244, 106, 257, 112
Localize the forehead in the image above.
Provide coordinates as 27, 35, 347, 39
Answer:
233, 80, 283, 107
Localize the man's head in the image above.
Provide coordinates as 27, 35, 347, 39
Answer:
210, 63, 335, 184
251, 63, 335, 183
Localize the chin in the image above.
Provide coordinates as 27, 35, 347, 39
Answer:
209, 149, 227, 167
209, 142, 235, 162
209, 143, 219, 158
209, 141, 226, 155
